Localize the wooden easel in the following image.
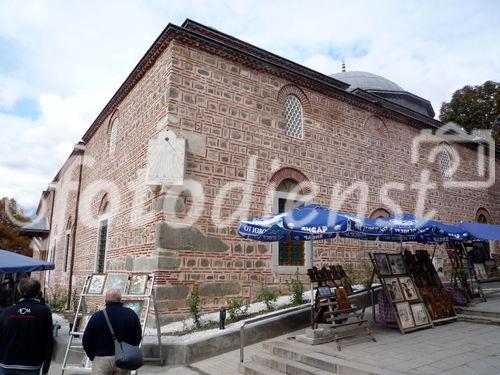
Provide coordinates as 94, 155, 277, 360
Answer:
307, 265, 376, 350
61, 273, 164, 374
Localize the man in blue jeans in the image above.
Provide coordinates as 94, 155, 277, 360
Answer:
0, 277, 53, 375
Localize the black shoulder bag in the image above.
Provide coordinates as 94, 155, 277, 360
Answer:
102, 309, 144, 370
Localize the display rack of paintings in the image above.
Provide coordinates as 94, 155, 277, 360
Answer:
306, 265, 376, 350
447, 241, 500, 302
61, 273, 164, 375
403, 250, 457, 323
369, 253, 433, 334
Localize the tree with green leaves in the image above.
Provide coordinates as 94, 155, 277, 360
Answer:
440, 81, 500, 143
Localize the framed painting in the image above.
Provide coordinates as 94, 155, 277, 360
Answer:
128, 274, 149, 295
411, 303, 430, 326
104, 274, 129, 295
317, 286, 333, 297
123, 300, 144, 316
399, 277, 418, 301
387, 254, 407, 275
87, 274, 106, 295
385, 277, 404, 302
395, 302, 415, 330
373, 253, 391, 275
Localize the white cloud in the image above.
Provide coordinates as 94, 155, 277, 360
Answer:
0, 0, 499, 212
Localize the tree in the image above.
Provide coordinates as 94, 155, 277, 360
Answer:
440, 81, 500, 143
0, 198, 32, 256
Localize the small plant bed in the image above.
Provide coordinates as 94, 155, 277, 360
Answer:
151, 290, 312, 339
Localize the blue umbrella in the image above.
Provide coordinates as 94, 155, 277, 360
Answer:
239, 206, 471, 244
0, 249, 55, 274
342, 213, 471, 243
238, 205, 350, 242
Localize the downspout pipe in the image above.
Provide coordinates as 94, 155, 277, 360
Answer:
66, 141, 86, 310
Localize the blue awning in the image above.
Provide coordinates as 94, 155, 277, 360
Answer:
239, 205, 469, 244
456, 222, 500, 241
0, 249, 55, 274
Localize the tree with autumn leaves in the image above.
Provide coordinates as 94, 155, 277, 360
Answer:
0, 198, 32, 256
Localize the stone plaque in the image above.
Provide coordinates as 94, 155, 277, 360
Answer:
146, 130, 186, 186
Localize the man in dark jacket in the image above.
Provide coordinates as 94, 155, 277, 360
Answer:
0, 277, 53, 375
83, 289, 142, 375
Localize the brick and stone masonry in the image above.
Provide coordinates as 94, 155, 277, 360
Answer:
31, 20, 499, 324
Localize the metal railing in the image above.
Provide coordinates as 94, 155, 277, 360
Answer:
239, 303, 310, 362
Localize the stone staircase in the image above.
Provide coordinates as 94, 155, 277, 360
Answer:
239, 340, 394, 375
456, 306, 500, 325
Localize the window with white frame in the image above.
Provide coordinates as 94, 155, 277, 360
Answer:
96, 219, 108, 273
439, 147, 452, 179
284, 95, 304, 139
109, 118, 119, 154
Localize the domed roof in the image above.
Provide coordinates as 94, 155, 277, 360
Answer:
330, 71, 404, 92
330, 70, 435, 118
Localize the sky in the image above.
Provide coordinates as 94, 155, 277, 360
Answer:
1, 0, 499, 214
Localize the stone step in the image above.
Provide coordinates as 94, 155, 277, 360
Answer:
262, 341, 399, 375
457, 313, 500, 326
455, 307, 500, 319
252, 352, 331, 375
239, 361, 284, 375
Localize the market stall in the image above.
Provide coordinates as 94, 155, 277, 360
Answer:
239, 204, 500, 339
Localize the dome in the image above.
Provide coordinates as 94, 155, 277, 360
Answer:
330, 71, 404, 92
330, 70, 435, 118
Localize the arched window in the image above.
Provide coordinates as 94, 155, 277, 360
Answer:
370, 208, 391, 219
439, 147, 451, 179
109, 117, 119, 155
476, 208, 492, 224
284, 95, 303, 139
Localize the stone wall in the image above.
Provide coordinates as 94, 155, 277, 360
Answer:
42, 31, 500, 323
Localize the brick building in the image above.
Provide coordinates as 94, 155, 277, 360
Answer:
27, 19, 499, 323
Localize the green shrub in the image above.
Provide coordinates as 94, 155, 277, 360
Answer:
226, 296, 249, 321
189, 286, 201, 328
286, 269, 305, 306
258, 286, 279, 311
49, 287, 68, 312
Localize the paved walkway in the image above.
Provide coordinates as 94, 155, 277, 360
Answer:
49, 294, 500, 374
185, 320, 500, 374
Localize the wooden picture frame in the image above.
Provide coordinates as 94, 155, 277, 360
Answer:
384, 277, 404, 302
411, 303, 430, 326
399, 276, 418, 301
316, 286, 333, 297
87, 274, 106, 295
104, 273, 129, 295
374, 253, 391, 275
395, 302, 415, 329
387, 254, 407, 275
128, 274, 149, 295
